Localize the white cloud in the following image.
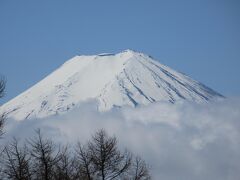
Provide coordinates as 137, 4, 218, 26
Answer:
3, 98, 240, 180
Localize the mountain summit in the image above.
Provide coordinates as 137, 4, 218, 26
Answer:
1, 50, 223, 120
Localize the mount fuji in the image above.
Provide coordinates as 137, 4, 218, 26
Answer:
1, 50, 223, 120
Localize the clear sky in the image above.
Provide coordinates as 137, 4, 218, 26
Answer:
0, 0, 239, 103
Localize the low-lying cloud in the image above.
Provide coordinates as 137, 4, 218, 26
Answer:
3, 98, 240, 180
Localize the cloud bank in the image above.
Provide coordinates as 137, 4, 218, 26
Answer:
3, 98, 240, 180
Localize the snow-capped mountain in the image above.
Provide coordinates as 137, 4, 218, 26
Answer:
1, 50, 223, 120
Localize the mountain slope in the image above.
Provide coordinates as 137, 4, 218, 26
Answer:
1, 50, 223, 120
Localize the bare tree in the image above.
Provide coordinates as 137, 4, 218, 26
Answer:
88, 129, 131, 180
53, 145, 77, 180
128, 156, 151, 180
28, 129, 60, 180
0, 77, 6, 138
0, 77, 5, 99
2, 138, 31, 180
75, 142, 94, 180
0, 113, 5, 138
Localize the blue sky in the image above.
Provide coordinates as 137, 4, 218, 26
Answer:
0, 0, 239, 103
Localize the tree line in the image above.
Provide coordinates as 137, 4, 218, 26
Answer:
0, 77, 151, 180
0, 129, 151, 180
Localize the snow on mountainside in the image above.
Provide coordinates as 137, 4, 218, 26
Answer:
0, 50, 223, 120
